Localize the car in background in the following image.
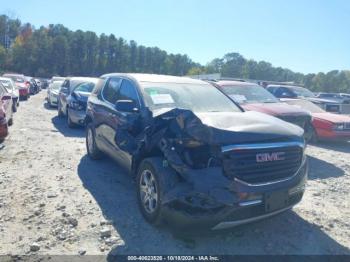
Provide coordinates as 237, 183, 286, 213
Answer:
2, 73, 30, 100
85, 73, 307, 229
35, 78, 42, 90
212, 80, 313, 141
284, 99, 350, 142
66, 81, 97, 127
0, 77, 20, 112
25, 76, 39, 95
266, 85, 344, 114
39, 78, 49, 89
47, 80, 63, 107
316, 92, 350, 103
57, 77, 98, 118
0, 82, 14, 143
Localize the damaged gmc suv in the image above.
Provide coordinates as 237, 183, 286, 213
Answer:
85, 73, 308, 229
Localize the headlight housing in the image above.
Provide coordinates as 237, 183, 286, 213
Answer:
333, 123, 345, 131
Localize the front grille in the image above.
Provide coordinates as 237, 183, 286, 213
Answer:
278, 115, 310, 129
222, 145, 303, 184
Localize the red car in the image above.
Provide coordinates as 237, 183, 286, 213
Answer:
283, 99, 350, 142
0, 83, 14, 143
2, 73, 30, 100
211, 80, 313, 140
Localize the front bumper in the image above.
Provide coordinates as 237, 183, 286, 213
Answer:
68, 108, 86, 125
161, 158, 308, 230
50, 95, 58, 104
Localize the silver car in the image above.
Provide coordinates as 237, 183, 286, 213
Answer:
47, 81, 63, 107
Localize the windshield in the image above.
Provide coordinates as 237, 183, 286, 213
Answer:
74, 82, 95, 93
221, 84, 279, 104
285, 99, 325, 113
289, 86, 315, 98
49, 81, 63, 91
140, 82, 241, 113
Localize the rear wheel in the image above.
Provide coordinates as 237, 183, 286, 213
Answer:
12, 102, 17, 113
86, 123, 102, 159
8, 117, 13, 126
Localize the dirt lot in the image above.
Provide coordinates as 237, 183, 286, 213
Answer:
0, 91, 349, 256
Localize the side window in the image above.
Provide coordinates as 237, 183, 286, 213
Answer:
62, 80, 70, 88
117, 79, 140, 108
102, 77, 122, 104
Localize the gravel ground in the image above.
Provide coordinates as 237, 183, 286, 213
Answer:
0, 91, 349, 256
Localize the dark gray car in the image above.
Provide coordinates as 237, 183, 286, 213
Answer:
57, 77, 99, 118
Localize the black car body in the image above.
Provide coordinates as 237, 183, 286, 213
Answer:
85, 73, 307, 229
66, 80, 98, 127
58, 77, 99, 118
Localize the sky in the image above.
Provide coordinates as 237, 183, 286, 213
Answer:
1, 0, 349, 74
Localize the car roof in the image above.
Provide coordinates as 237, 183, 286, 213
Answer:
214, 80, 259, 87
100, 73, 208, 85
0, 77, 13, 81
65, 77, 99, 82
267, 84, 304, 89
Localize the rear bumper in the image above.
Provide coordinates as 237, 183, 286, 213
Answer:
19, 88, 29, 97
162, 158, 308, 230
68, 108, 86, 125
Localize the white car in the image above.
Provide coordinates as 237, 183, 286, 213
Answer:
0, 77, 20, 112
47, 80, 64, 107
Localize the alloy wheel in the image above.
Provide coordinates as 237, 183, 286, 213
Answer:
139, 169, 158, 214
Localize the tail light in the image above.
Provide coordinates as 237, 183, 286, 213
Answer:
25, 81, 31, 88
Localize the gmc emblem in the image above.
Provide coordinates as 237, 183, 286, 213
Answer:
256, 152, 286, 162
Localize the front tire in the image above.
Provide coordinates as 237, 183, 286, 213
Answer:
136, 159, 164, 226
86, 123, 103, 159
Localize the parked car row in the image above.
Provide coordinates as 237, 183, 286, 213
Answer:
0, 73, 46, 143
44, 73, 308, 230
42, 73, 350, 229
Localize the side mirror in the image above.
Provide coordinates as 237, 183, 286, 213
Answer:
115, 100, 138, 113
1, 94, 12, 101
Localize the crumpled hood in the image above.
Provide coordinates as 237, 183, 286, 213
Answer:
242, 102, 309, 117
191, 111, 304, 145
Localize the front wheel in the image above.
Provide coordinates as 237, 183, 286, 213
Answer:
136, 159, 164, 225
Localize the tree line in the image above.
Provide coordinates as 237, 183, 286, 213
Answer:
1, 14, 349, 93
